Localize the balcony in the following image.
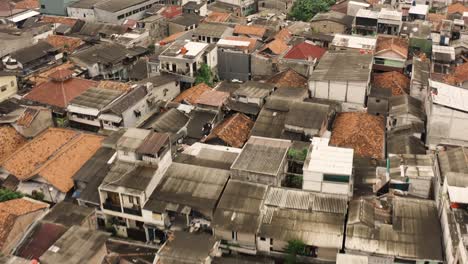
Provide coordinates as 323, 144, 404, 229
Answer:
103, 202, 122, 212
123, 207, 142, 216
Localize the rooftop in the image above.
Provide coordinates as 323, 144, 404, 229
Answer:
233, 81, 273, 98
331, 34, 376, 50
42, 201, 94, 227
193, 23, 230, 38
267, 69, 307, 89
157, 231, 216, 263
375, 36, 408, 59
310, 50, 373, 82
310, 10, 354, 27
204, 113, 254, 148
69, 87, 124, 111
169, 13, 202, 26
373, 71, 410, 96
231, 136, 290, 176
234, 24, 267, 37
173, 83, 212, 105
0, 126, 26, 165
430, 80, 468, 112
213, 180, 268, 234
283, 41, 326, 60
45, 35, 84, 53
94, 0, 152, 12
160, 40, 209, 59
205, 11, 231, 23
144, 162, 230, 218
330, 112, 384, 159
195, 89, 229, 107
101, 161, 157, 192
39, 226, 110, 264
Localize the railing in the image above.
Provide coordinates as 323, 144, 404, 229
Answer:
103, 202, 122, 212
123, 207, 142, 216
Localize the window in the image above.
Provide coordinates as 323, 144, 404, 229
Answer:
260, 237, 266, 241
129, 196, 134, 203
10, 81, 14, 87
323, 174, 350, 183
117, 14, 124, 19
231, 231, 237, 241
123, 151, 129, 156
0, 85, 7, 92
163, 88, 168, 96
41, 4, 45, 8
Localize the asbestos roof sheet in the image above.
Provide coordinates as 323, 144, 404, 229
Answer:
70, 87, 123, 110
310, 51, 373, 82
230, 137, 290, 176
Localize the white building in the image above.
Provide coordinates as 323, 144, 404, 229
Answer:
94, 0, 160, 24
302, 137, 354, 198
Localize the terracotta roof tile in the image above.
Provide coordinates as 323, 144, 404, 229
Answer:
267, 69, 307, 89
14, 0, 39, 9
274, 28, 292, 42
204, 113, 254, 147
36, 134, 103, 192
427, 13, 447, 31
330, 112, 385, 159
260, 39, 289, 55
16, 107, 41, 127
159, 31, 187, 45
234, 24, 267, 37
173, 83, 212, 105
205, 11, 231, 22
0, 126, 27, 166
447, 3, 468, 14
46, 35, 84, 53
97, 80, 132, 92
24, 77, 97, 108
283, 41, 326, 60
2, 128, 79, 180
373, 71, 410, 96
41, 16, 78, 26
444, 62, 468, 85
0, 198, 48, 250
195, 89, 229, 107
27, 62, 76, 86
375, 36, 408, 58
162, 5, 182, 19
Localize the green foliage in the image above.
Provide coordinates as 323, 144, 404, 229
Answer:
288, 0, 335, 21
30, 190, 45, 201
285, 174, 303, 189
285, 239, 306, 264
429, 7, 436, 13
194, 63, 214, 86
147, 43, 156, 54
0, 188, 23, 202
55, 117, 68, 128
287, 148, 308, 161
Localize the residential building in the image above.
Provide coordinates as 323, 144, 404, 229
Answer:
257, 187, 347, 261
279, 41, 327, 76
98, 129, 172, 241
309, 50, 373, 108
377, 8, 402, 35
353, 9, 379, 35
400, 21, 432, 56
426, 80, 468, 148
39, 226, 110, 264
373, 36, 409, 73
66, 0, 101, 22
310, 11, 353, 34
182, 1, 207, 16
203, 113, 254, 148
39, 0, 77, 16
2, 128, 104, 203
345, 197, 443, 263
71, 42, 147, 80
167, 13, 202, 35
159, 40, 217, 86
0, 73, 17, 103
216, 0, 256, 16
408, 4, 429, 21
192, 23, 233, 44
302, 137, 354, 197
330, 34, 377, 51
230, 136, 291, 186
330, 112, 385, 159
0, 198, 49, 255
225, 81, 275, 117
432, 45, 455, 74
410, 57, 430, 101
93, 0, 160, 24
387, 95, 425, 139
217, 37, 257, 81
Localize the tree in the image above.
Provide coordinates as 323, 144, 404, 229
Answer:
288, 0, 335, 22
0, 188, 23, 202
285, 239, 307, 263
194, 63, 214, 86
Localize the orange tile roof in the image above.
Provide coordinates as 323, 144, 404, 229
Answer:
36, 134, 103, 192
447, 3, 468, 14
46, 35, 84, 53
234, 24, 267, 37
274, 28, 291, 42
427, 13, 447, 31
375, 36, 408, 59
330, 112, 385, 159
41, 16, 78, 26
0, 198, 48, 250
267, 69, 307, 89
195, 89, 229, 107
260, 39, 289, 55
373, 71, 410, 96
0, 126, 27, 166
97, 80, 132, 92
27, 62, 76, 86
159, 31, 187, 45
2, 128, 79, 180
205, 12, 231, 23
224, 36, 258, 52
173, 83, 212, 105
14, 0, 39, 9
445, 63, 468, 85
204, 113, 254, 147
24, 76, 97, 108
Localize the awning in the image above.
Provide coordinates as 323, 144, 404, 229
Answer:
8, 10, 40, 23
67, 105, 99, 116
98, 113, 122, 123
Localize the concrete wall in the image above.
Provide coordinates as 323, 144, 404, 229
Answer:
95, 0, 159, 24
13, 110, 53, 138
310, 21, 347, 34
122, 98, 150, 128
0, 75, 17, 103
251, 53, 275, 79
67, 7, 97, 21
40, 0, 76, 15
309, 80, 368, 106
148, 81, 180, 102
427, 103, 468, 147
